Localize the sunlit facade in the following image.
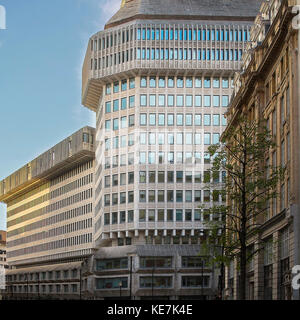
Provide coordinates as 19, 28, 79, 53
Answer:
82, 0, 262, 300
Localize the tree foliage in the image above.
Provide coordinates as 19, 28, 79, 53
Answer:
203, 116, 285, 300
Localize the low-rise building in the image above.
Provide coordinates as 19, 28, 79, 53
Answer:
0, 127, 95, 300
0, 231, 7, 269
82, 245, 215, 300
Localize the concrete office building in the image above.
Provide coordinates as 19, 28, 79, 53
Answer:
224, 0, 300, 300
0, 127, 95, 299
81, 0, 262, 300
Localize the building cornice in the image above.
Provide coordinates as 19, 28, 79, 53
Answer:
223, 0, 295, 138
0, 127, 95, 203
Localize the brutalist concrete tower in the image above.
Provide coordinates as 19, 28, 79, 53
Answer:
82, 0, 262, 300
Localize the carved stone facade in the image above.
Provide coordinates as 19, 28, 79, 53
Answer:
224, 0, 300, 300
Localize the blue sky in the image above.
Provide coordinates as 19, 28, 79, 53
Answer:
0, 0, 121, 230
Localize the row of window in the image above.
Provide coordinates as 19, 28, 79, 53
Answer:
136, 27, 249, 42
104, 172, 134, 188
103, 208, 222, 225
8, 218, 93, 248
104, 97, 135, 112
50, 160, 93, 187
95, 256, 209, 271
105, 78, 135, 94
95, 276, 210, 290
8, 174, 93, 218
105, 133, 220, 151
105, 77, 231, 93
136, 48, 243, 61
104, 170, 225, 188
8, 203, 93, 238
104, 151, 218, 169
105, 95, 229, 113
104, 188, 224, 207
8, 269, 79, 282
138, 190, 225, 204
50, 174, 93, 199
91, 26, 250, 52
8, 189, 93, 228
106, 114, 227, 131
7, 234, 93, 259
10, 283, 78, 294
92, 47, 243, 69
144, 234, 207, 246
139, 94, 229, 108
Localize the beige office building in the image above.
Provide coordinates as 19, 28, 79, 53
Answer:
0, 127, 95, 299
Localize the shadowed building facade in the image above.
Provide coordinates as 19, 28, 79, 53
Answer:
224, 0, 300, 300
82, 0, 262, 300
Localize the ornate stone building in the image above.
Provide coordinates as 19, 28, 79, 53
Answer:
224, 0, 300, 300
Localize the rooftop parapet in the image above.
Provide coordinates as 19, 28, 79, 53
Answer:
0, 127, 95, 203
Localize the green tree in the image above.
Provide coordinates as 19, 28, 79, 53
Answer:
203, 117, 284, 300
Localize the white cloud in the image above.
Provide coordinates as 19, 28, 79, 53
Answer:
96, 0, 121, 29
73, 0, 121, 125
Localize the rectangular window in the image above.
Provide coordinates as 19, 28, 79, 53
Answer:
167, 114, 174, 126
158, 114, 165, 126
158, 95, 165, 107
195, 95, 202, 107
149, 114, 156, 126
176, 209, 183, 220
113, 82, 119, 93
121, 79, 127, 91
168, 95, 174, 107
186, 95, 193, 107
140, 95, 147, 106
96, 278, 128, 289
182, 276, 210, 288
177, 95, 184, 107
195, 114, 201, 126
105, 101, 111, 113
222, 96, 229, 107
204, 78, 211, 88
204, 96, 211, 107
204, 114, 211, 126
140, 277, 172, 288
213, 95, 220, 107
140, 114, 147, 126
129, 78, 135, 89
177, 77, 184, 88
213, 114, 220, 126
128, 95, 135, 108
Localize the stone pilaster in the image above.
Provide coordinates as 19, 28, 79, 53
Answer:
254, 241, 264, 300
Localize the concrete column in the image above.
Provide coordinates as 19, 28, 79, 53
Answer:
293, 25, 300, 300
233, 257, 239, 300
272, 231, 280, 300
254, 240, 264, 300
